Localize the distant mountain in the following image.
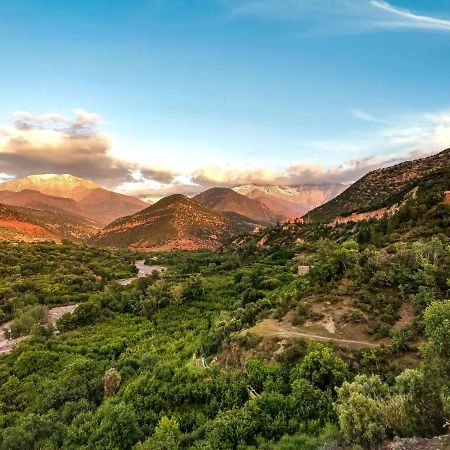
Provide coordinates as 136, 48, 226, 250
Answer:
0, 174, 148, 225
90, 194, 256, 250
233, 183, 346, 219
305, 149, 450, 223
0, 174, 102, 200
78, 188, 150, 225
193, 187, 281, 223
0, 202, 100, 242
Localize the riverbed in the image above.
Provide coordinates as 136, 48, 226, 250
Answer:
118, 259, 167, 285
0, 304, 78, 354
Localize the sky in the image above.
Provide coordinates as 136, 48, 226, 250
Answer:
0, 0, 449, 199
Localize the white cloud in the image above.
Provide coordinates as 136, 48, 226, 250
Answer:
371, 1, 450, 31
225, 0, 450, 34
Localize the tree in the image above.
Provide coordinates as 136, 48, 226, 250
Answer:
182, 275, 206, 302
335, 375, 391, 446
136, 416, 181, 450
90, 401, 142, 449
423, 300, 450, 358
103, 368, 122, 398
291, 343, 348, 392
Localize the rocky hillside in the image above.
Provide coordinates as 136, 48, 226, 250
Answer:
0, 203, 60, 242
0, 202, 100, 242
90, 194, 256, 250
305, 149, 450, 223
234, 183, 346, 219
194, 187, 281, 223
0, 174, 148, 225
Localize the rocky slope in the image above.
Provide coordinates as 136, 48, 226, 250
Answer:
0, 202, 100, 242
194, 187, 281, 223
233, 183, 346, 219
0, 203, 60, 242
305, 148, 450, 223
90, 194, 256, 250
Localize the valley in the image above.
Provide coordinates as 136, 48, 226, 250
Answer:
0, 150, 448, 449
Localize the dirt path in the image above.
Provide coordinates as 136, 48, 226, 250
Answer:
0, 304, 78, 355
248, 319, 380, 348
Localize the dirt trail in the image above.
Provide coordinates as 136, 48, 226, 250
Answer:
248, 319, 380, 348
0, 304, 78, 354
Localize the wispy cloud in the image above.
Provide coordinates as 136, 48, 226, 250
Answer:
352, 109, 388, 124
139, 107, 450, 194
371, 1, 450, 31
225, 0, 450, 34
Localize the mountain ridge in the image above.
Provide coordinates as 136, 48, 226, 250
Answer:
233, 183, 346, 219
89, 194, 256, 250
193, 187, 281, 223
304, 149, 450, 223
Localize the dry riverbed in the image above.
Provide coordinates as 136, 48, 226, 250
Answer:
0, 304, 78, 354
118, 259, 167, 285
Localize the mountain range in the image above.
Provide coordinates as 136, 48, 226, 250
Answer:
193, 187, 281, 223
0, 174, 149, 225
2, 149, 446, 249
233, 183, 346, 219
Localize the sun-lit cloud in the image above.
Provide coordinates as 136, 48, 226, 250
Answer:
0, 109, 176, 188
225, 0, 450, 35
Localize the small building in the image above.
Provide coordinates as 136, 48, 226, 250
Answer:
298, 265, 310, 275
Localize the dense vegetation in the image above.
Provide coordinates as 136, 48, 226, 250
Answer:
0, 242, 136, 334
0, 192, 449, 449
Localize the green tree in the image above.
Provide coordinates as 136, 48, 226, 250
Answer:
291, 343, 348, 392
136, 416, 181, 450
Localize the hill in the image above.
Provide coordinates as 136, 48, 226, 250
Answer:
0, 203, 60, 242
193, 187, 281, 223
0, 174, 148, 225
305, 149, 450, 223
0, 202, 100, 242
89, 194, 256, 250
233, 183, 346, 219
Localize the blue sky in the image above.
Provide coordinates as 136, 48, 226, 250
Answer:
0, 0, 449, 197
